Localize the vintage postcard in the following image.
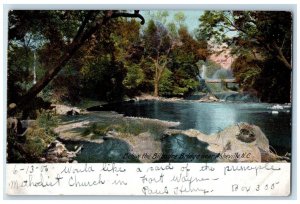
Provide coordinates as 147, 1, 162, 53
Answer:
6, 9, 292, 196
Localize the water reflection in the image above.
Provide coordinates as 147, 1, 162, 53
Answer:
191, 102, 237, 134
113, 101, 291, 155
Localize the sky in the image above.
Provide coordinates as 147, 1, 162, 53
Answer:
141, 10, 204, 34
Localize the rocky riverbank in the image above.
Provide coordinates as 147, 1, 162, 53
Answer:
49, 102, 290, 163
164, 122, 290, 162
134, 94, 182, 102
41, 140, 82, 163
8, 102, 291, 163
53, 106, 290, 163
54, 110, 180, 163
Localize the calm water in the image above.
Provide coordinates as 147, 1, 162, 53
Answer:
111, 101, 292, 155
72, 100, 291, 162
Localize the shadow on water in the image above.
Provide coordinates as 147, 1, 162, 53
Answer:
62, 134, 219, 163
61, 105, 291, 162
92, 100, 291, 156
63, 138, 140, 163
157, 135, 218, 163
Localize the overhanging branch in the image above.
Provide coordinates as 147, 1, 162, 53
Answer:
110, 10, 145, 25
9, 10, 146, 115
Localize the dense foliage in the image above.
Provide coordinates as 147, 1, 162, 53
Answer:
8, 10, 292, 114
197, 11, 292, 103
7, 10, 292, 164
8, 10, 145, 114
8, 10, 209, 113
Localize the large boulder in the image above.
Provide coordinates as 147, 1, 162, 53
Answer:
45, 140, 82, 163
164, 122, 276, 162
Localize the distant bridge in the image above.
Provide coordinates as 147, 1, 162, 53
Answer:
205, 79, 237, 83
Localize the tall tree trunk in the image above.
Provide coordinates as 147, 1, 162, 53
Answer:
16, 45, 79, 109
154, 80, 159, 97
152, 58, 167, 97
153, 61, 162, 97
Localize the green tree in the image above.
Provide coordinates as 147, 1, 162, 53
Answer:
197, 11, 292, 102
198, 11, 291, 71
111, 19, 144, 97
174, 12, 186, 27
169, 26, 208, 96
8, 10, 145, 114
143, 20, 173, 97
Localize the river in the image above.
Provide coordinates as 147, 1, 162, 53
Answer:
109, 101, 291, 154
71, 100, 291, 163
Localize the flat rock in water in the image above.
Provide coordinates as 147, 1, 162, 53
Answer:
199, 93, 219, 102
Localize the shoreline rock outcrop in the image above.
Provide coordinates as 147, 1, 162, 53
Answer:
164, 122, 290, 162
52, 104, 83, 115
42, 140, 82, 163
53, 111, 181, 163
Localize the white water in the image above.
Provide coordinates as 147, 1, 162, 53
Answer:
201, 64, 207, 79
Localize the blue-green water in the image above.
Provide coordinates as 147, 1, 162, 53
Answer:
72, 100, 291, 162
110, 101, 292, 155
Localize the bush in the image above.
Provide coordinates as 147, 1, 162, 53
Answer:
37, 110, 59, 132
82, 123, 110, 137
23, 129, 49, 158
25, 111, 58, 157
7, 110, 58, 162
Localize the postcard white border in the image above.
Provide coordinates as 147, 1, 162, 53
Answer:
1, 1, 298, 201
